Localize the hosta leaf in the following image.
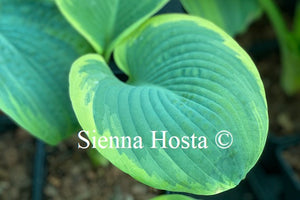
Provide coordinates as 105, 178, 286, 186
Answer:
150, 194, 195, 200
0, 0, 92, 144
180, 0, 262, 36
55, 0, 169, 59
70, 14, 268, 195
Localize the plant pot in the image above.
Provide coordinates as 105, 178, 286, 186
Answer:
276, 136, 300, 200
247, 163, 283, 200
259, 134, 300, 173
32, 139, 46, 200
0, 112, 17, 133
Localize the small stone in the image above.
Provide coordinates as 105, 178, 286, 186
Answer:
277, 113, 294, 133
48, 176, 61, 187
132, 183, 147, 195
44, 185, 58, 198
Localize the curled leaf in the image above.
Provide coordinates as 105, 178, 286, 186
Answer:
70, 14, 268, 194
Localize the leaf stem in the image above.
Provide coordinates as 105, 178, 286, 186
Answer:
259, 0, 300, 94
293, 2, 300, 39
259, 0, 290, 46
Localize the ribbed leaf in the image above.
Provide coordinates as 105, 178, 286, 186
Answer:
0, 0, 92, 144
180, 0, 262, 36
70, 14, 268, 195
55, 0, 169, 59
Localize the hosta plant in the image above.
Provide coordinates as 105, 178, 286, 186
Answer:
69, 13, 268, 195
1, 0, 269, 196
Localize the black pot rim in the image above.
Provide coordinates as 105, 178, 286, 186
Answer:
276, 137, 300, 190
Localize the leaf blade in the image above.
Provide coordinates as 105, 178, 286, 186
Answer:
180, 0, 262, 36
0, 0, 92, 144
70, 14, 268, 194
55, 0, 169, 59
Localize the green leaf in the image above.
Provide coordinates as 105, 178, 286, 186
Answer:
70, 14, 268, 195
87, 148, 110, 167
281, 2, 300, 94
0, 0, 92, 144
150, 194, 195, 200
55, 0, 169, 60
293, 2, 300, 41
258, 0, 289, 47
259, 0, 300, 94
280, 42, 300, 94
180, 0, 262, 36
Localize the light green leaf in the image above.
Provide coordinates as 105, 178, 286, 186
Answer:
0, 0, 92, 144
281, 42, 300, 94
55, 0, 169, 60
70, 14, 268, 195
180, 0, 262, 36
259, 0, 300, 94
281, 2, 300, 94
150, 194, 195, 200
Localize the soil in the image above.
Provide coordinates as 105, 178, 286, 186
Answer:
1, 2, 300, 200
0, 128, 162, 200
0, 128, 34, 200
44, 135, 162, 200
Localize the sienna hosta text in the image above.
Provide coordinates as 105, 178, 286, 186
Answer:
78, 130, 233, 150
